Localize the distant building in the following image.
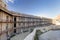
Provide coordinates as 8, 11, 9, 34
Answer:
53, 15, 60, 25
0, 0, 53, 40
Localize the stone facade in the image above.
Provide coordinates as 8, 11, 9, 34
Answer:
0, 0, 6, 8
0, 0, 53, 40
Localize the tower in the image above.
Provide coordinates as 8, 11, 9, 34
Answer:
0, 0, 7, 8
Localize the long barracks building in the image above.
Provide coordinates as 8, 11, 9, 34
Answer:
0, 0, 52, 40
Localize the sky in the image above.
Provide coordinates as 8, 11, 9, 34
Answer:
4, 0, 60, 18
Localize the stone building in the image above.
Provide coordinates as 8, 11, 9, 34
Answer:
53, 15, 60, 25
0, 0, 53, 40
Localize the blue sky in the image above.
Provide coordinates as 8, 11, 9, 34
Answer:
4, 0, 60, 18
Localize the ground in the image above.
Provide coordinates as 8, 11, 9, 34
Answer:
39, 30, 60, 40
11, 32, 30, 40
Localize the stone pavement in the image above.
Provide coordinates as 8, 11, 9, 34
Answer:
39, 30, 60, 40
11, 32, 30, 40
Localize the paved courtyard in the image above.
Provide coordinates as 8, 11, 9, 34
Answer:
39, 30, 60, 40
11, 32, 30, 40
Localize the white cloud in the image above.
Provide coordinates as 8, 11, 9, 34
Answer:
5, 0, 14, 3
33, 12, 53, 18
36, 14, 50, 18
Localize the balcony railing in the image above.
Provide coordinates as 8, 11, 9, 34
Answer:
0, 19, 14, 23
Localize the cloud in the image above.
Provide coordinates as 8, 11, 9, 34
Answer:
33, 12, 53, 18
5, 0, 14, 3
35, 13, 50, 18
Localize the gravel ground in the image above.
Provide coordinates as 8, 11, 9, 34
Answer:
11, 32, 30, 40
39, 30, 60, 40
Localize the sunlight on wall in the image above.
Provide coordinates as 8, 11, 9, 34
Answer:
55, 21, 60, 25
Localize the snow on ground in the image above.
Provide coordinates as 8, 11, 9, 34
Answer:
11, 32, 30, 40
39, 30, 60, 40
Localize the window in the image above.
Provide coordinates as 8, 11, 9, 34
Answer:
6, 23, 9, 37
6, 16, 9, 21
19, 23, 21, 26
19, 17, 21, 20
6, 23, 8, 29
